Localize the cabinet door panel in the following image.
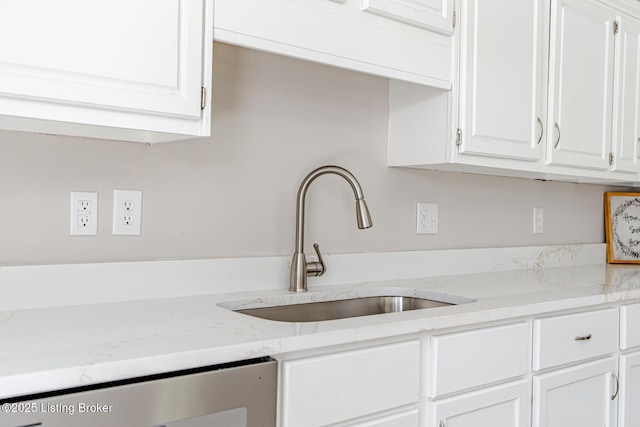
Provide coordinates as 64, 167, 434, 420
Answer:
621, 302, 640, 350
362, 0, 453, 34
619, 352, 640, 427
533, 357, 617, 427
280, 341, 420, 427
547, 0, 615, 170
612, 16, 640, 174
0, 0, 205, 119
429, 322, 529, 397
458, 0, 546, 161
347, 409, 419, 427
214, 0, 452, 88
429, 380, 530, 427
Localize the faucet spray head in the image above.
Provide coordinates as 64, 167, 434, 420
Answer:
356, 199, 373, 229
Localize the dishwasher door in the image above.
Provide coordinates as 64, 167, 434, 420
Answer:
0, 357, 277, 427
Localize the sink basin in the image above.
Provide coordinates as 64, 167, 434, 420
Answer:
221, 288, 475, 322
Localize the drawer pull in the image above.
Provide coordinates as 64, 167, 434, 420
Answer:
574, 334, 592, 341
440, 421, 445, 427
612, 372, 620, 400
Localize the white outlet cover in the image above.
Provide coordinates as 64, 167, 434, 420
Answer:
533, 207, 544, 234
70, 192, 98, 236
113, 189, 142, 236
417, 202, 438, 235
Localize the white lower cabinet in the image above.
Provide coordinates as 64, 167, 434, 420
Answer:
619, 353, 640, 427
429, 380, 530, 427
427, 323, 530, 427
428, 322, 529, 398
276, 302, 640, 427
533, 356, 618, 427
532, 308, 619, 371
619, 302, 640, 427
279, 341, 420, 427
346, 409, 420, 427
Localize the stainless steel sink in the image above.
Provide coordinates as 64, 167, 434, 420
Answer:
235, 295, 452, 322
227, 288, 474, 322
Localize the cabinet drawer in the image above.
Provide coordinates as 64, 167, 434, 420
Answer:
280, 341, 420, 427
621, 303, 640, 350
428, 322, 529, 397
533, 308, 618, 371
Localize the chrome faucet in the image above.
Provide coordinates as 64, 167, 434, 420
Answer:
290, 165, 373, 292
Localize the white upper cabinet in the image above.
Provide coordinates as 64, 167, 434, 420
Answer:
388, 0, 553, 178
546, 0, 616, 171
612, 14, 640, 175
214, 0, 454, 88
388, 0, 640, 184
458, 0, 547, 162
362, 0, 454, 34
0, 0, 213, 143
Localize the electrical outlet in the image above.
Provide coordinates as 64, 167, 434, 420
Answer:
533, 207, 544, 234
70, 192, 98, 236
113, 189, 142, 235
417, 202, 438, 234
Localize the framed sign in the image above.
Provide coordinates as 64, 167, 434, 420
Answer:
605, 192, 640, 263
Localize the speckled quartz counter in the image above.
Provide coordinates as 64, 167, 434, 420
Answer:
1, 259, 640, 400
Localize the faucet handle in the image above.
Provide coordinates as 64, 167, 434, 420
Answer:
307, 243, 326, 277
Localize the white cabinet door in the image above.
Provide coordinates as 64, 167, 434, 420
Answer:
429, 380, 530, 427
362, 0, 453, 34
428, 322, 529, 397
457, 0, 546, 161
619, 352, 640, 427
546, 0, 616, 171
0, 0, 212, 143
280, 341, 420, 427
214, 0, 452, 88
347, 409, 419, 427
612, 15, 640, 175
533, 357, 618, 427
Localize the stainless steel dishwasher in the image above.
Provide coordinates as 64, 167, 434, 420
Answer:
0, 357, 277, 427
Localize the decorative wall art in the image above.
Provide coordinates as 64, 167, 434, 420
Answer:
605, 192, 640, 263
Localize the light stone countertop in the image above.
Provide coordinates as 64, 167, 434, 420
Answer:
1, 262, 640, 400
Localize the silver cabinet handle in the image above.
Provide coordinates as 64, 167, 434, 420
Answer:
536, 117, 543, 145
612, 371, 620, 400
440, 421, 445, 427
553, 122, 561, 149
575, 334, 592, 341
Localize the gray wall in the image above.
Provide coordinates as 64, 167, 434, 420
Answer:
0, 43, 619, 266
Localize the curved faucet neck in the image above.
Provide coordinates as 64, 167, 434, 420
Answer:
294, 166, 365, 253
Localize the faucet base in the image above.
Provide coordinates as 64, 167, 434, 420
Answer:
289, 252, 308, 292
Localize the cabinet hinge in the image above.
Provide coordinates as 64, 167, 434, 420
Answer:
452, 7, 456, 29
614, 20, 619, 34
200, 86, 206, 110
609, 152, 614, 166
455, 129, 462, 146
